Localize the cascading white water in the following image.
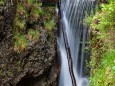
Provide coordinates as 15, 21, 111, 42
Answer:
57, 0, 97, 86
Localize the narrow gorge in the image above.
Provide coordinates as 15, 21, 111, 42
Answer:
0, 0, 115, 86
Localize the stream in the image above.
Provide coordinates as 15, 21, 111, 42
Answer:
57, 0, 97, 86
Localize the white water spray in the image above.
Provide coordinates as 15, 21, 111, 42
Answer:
57, 0, 96, 86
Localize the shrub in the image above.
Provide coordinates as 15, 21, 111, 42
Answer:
84, 0, 115, 86
90, 50, 115, 86
90, 1, 115, 32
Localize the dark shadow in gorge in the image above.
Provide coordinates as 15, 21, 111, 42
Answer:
17, 67, 51, 86
17, 75, 44, 86
16, 61, 59, 86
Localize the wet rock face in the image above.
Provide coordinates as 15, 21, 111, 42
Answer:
0, 5, 58, 86
0, 5, 15, 42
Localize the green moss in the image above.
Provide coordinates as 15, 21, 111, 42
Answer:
13, 1, 56, 52
27, 29, 39, 41
13, 1, 41, 52
14, 18, 25, 30
44, 20, 55, 30
14, 33, 28, 52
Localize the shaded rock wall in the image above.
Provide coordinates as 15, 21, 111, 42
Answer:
0, 4, 58, 86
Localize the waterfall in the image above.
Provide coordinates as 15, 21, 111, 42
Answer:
57, 0, 97, 86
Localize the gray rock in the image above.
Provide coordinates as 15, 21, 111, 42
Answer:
0, 5, 58, 86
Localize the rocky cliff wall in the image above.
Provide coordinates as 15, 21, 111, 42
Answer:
0, 4, 58, 86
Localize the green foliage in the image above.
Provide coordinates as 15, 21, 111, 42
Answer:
84, 0, 115, 86
32, 8, 42, 16
91, 1, 115, 32
43, 7, 56, 31
14, 33, 28, 52
30, 6, 43, 21
84, 1, 115, 33
44, 20, 55, 30
83, 12, 94, 26
27, 29, 39, 41
90, 50, 115, 86
14, 18, 25, 30
0, 0, 4, 5
13, 0, 56, 52
13, 1, 41, 52
27, 0, 33, 4
30, 2, 43, 16
17, 5, 25, 12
